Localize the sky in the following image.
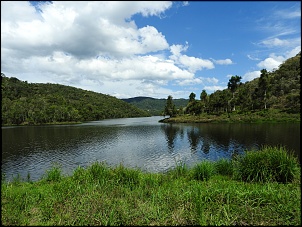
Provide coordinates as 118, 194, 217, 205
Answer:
1, 1, 301, 99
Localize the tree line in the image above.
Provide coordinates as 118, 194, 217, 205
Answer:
1, 75, 151, 126
164, 52, 300, 117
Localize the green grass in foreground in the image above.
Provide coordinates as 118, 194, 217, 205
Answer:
1, 146, 301, 225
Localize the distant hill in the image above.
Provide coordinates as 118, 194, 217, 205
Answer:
121, 96, 189, 115
1, 74, 151, 125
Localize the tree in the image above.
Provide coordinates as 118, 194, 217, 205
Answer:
164, 95, 176, 117
227, 75, 242, 111
258, 69, 269, 109
189, 92, 196, 103
200, 89, 208, 113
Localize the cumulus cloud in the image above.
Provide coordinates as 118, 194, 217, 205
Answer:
169, 43, 214, 73
1, 1, 171, 59
242, 71, 261, 81
253, 45, 300, 74
2, 1, 216, 98
257, 46, 300, 71
257, 54, 285, 71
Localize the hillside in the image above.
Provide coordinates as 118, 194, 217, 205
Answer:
122, 96, 188, 116
161, 52, 300, 122
1, 74, 151, 126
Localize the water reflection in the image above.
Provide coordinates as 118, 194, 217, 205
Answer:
160, 122, 300, 162
2, 117, 300, 182
161, 124, 180, 152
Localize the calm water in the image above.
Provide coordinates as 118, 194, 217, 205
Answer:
1, 116, 300, 182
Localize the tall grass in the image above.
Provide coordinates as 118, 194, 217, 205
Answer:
233, 145, 300, 183
191, 160, 216, 181
1, 146, 301, 225
42, 163, 63, 182
214, 158, 234, 176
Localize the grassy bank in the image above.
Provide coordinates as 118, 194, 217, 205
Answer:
159, 109, 300, 123
1, 146, 300, 226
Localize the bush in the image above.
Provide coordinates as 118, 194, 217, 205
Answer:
233, 146, 300, 183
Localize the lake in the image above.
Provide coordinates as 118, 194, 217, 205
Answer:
1, 116, 300, 182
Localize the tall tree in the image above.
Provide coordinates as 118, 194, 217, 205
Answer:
200, 89, 208, 112
258, 69, 269, 109
227, 75, 242, 111
189, 92, 196, 103
164, 95, 176, 117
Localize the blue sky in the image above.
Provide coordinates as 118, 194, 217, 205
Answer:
1, 1, 301, 99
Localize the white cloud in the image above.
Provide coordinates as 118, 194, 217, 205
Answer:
274, 8, 301, 19
176, 77, 218, 86
261, 38, 289, 47
259, 37, 300, 48
182, 1, 189, 7
257, 46, 300, 71
226, 74, 233, 79
1, 1, 215, 99
169, 43, 214, 73
242, 71, 261, 81
212, 58, 233, 65
203, 85, 226, 93
285, 45, 301, 58
257, 54, 285, 71
1, 1, 171, 59
2, 1, 206, 98
247, 55, 260, 61
178, 55, 214, 72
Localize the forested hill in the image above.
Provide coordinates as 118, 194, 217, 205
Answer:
1, 74, 151, 126
165, 52, 300, 118
121, 97, 188, 116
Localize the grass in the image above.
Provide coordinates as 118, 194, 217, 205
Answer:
160, 109, 300, 123
1, 146, 301, 226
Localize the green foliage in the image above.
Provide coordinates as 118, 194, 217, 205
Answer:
189, 92, 196, 102
227, 75, 242, 93
1, 75, 151, 126
233, 146, 300, 183
164, 95, 177, 117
